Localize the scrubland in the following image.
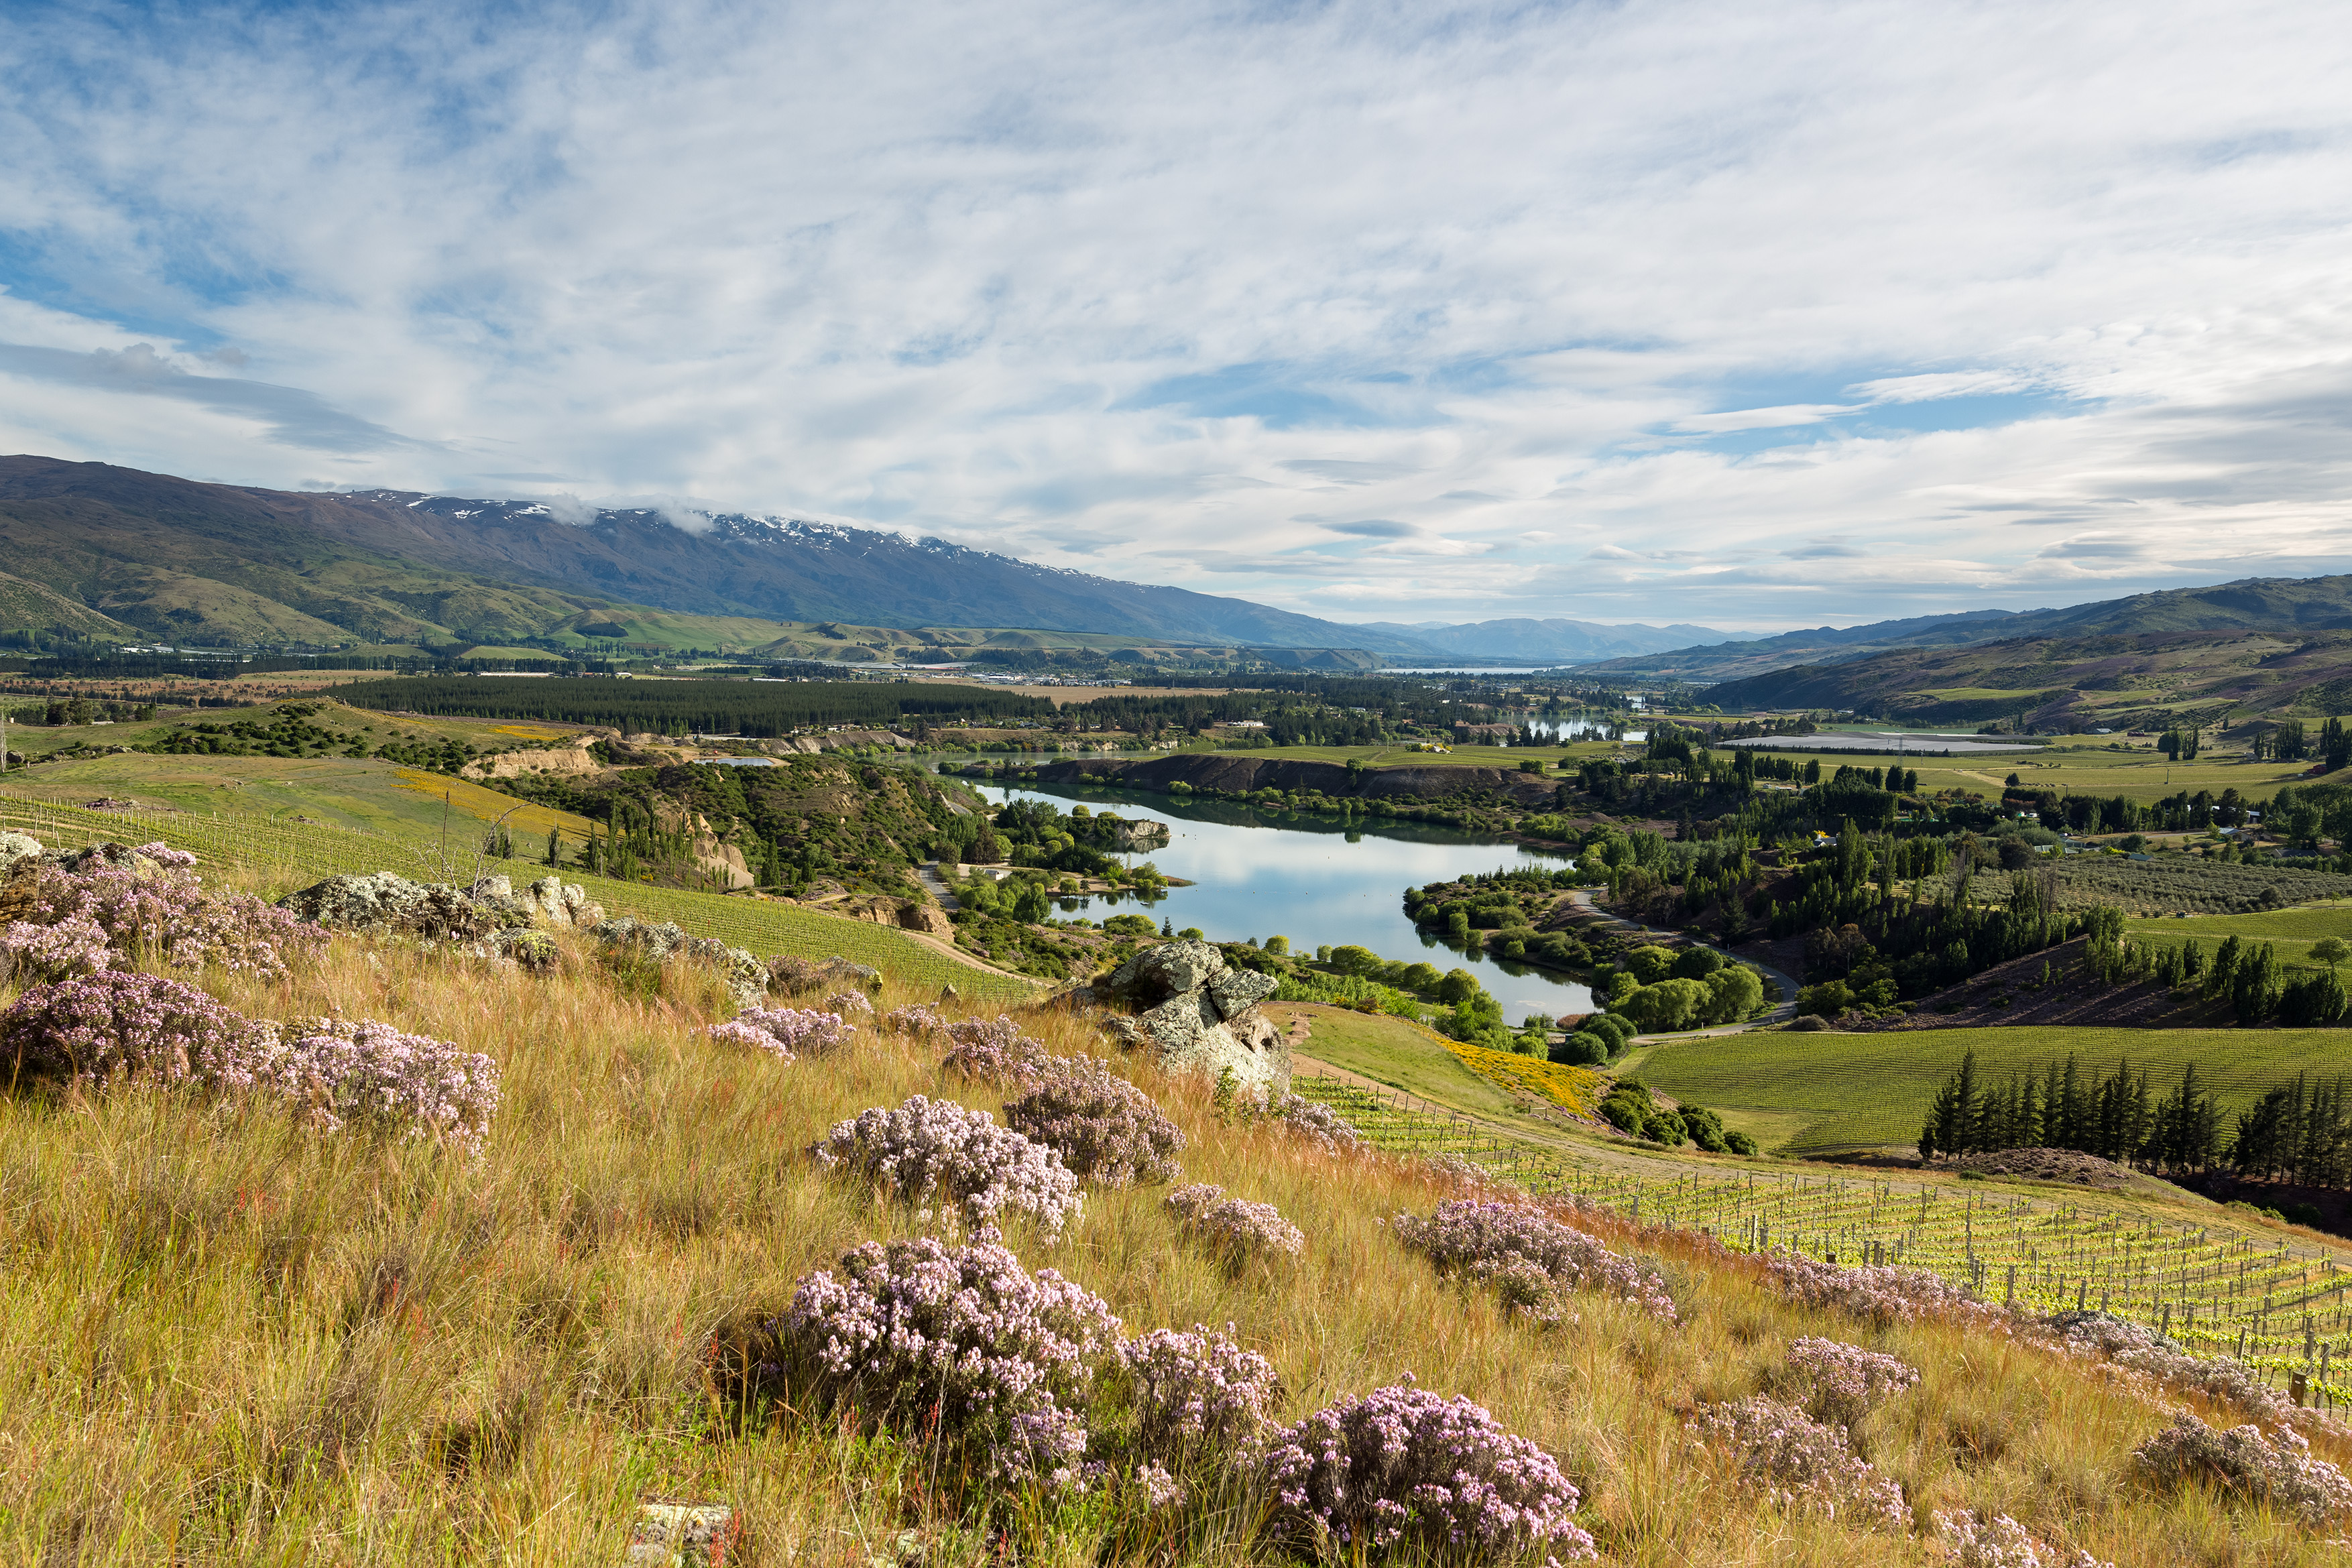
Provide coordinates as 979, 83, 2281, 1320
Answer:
5, 918, 2350, 1565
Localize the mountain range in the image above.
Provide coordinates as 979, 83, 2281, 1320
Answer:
0, 456, 1437, 655
1574, 578, 2352, 681
1353, 617, 1756, 663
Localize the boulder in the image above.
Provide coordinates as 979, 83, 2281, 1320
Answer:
1098, 940, 1289, 1093
498, 873, 605, 929
0, 831, 42, 865
766, 953, 883, 996
896, 902, 953, 937
279, 871, 526, 943
594, 917, 768, 1010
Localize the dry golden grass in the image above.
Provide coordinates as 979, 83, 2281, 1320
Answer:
1, 927, 2346, 1565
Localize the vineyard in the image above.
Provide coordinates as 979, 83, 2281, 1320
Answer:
0, 793, 1035, 1001
1291, 1075, 2352, 1408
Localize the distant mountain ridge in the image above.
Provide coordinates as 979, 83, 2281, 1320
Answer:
1576, 576, 2352, 681
1349, 616, 1759, 663
0, 457, 1442, 656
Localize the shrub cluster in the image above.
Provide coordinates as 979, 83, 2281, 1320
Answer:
1004, 1054, 1184, 1186
778, 1235, 1122, 1486
1685, 1395, 1908, 1527
1776, 1337, 1920, 1428
1934, 1509, 2112, 1568
1262, 1378, 1596, 1561
941, 1014, 1051, 1089
0, 973, 499, 1153
2036, 1311, 2292, 1424
817, 1094, 1084, 1238
1165, 1183, 1305, 1266
4, 845, 322, 982
2133, 1413, 2352, 1524
258, 1017, 503, 1155
1118, 1323, 1283, 1475
882, 1003, 949, 1038
1271, 1093, 1368, 1156
824, 989, 876, 1019
1764, 1254, 1997, 1327
705, 1006, 854, 1062
1393, 1198, 1679, 1323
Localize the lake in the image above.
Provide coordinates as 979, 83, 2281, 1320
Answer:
961, 776, 1596, 1022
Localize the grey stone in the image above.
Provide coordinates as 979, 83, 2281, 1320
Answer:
1099, 940, 1289, 1093
0, 831, 42, 863
596, 918, 768, 1009
1206, 968, 1279, 1018
765, 954, 883, 996
1102, 939, 1225, 1006
278, 871, 526, 942
626, 1502, 736, 1565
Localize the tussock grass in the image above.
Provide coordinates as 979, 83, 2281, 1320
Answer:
1, 934, 2347, 1564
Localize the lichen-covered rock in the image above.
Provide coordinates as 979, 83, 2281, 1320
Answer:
487, 927, 563, 971
1099, 941, 1289, 1093
481, 873, 604, 929
766, 954, 883, 996
593, 917, 768, 1009
277, 871, 528, 942
0, 831, 42, 864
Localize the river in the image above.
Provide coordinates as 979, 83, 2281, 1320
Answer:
957, 775, 1596, 1021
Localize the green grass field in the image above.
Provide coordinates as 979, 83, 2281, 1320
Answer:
1625, 1024, 2352, 1156
2125, 905, 2352, 969
1271, 1003, 1542, 1126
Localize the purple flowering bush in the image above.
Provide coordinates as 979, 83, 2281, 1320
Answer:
940, 1015, 1050, 1089
0, 975, 500, 1153
1262, 1378, 1596, 1562
824, 989, 876, 1019
1765, 1254, 1996, 1328
1118, 1323, 1283, 1473
1271, 1093, 1368, 1156
2133, 1412, 2352, 1524
1934, 1509, 2113, 1567
1776, 1337, 1920, 1428
1685, 1395, 1909, 1527
0, 970, 252, 1083
2035, 1311, 2290, 1423
776, 1235, 1122, 1486
705, 1006, 854, 1063
0, 915, 115, 985
817, 1093, 1085, 1238
1392, 1199, 1679, 1324
14, 849, 322, 980
882, 1004, 949, 1038
1003, 1054, 1184, 1187
257, 1018, 503, 1155
1165, 1183, 1305, 1267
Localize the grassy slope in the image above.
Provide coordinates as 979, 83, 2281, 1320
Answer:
1734, 736, 2319, 806
1627, 1024, 2352, 1156
2124, 905, 2352, 968
8, 934, 2344, 1564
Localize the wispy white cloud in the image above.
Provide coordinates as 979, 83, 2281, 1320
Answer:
0, 0, 2346, 629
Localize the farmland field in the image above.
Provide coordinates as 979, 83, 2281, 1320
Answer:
2125, 904, 2352, 967
1625, 1024, 2352, 1156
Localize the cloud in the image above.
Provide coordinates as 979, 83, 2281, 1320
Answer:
1324, 518, 1418, 538
0, 0, 2346, 629
0, 341, 425, 453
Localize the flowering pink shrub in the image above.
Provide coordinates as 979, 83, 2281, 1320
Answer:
1119, 1323, 1283, 1472
824, 989, 876, 1019
1765, 1254, 1995, 1327
13, 851, 321, 979
941, 1014, 1049, 1089
1778, 1337, 1920, 1428
1271, 1093, 1367, 1155
127, 841, 198, 870
255, 1018, 502, 1155
2134, 1412, 2352, 1524
817, 1094, 1085, 1238
705, 1006, 853, 1063
1262, 1378, 1596, 1562
1392, 1199, 1679, 1323
0, 971, 251, 1083
0, 915, 115, 984
1934, 1510, 2113, 1567
778, 1235, 1122, 1486
1165, 1183, 1304, 1266
1685, 1396, 1908, 1527
883, 1004, 949, 1038
1004, 1054, 1184, 1186
0, 977, 499, 1153
2036, 1311, 2289, 1423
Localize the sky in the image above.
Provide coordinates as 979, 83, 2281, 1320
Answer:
1, 0, 2349, 634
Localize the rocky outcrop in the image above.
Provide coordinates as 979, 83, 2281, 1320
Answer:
766, 953, 884, 996
459, 739, 605, 781
0, 831, 43, 865
469, 873, 607, 929
592, 916, 770, 1010
1105, 817, 1170, 849
274, 871, 603, 969
1093, 940, 1289, 1093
